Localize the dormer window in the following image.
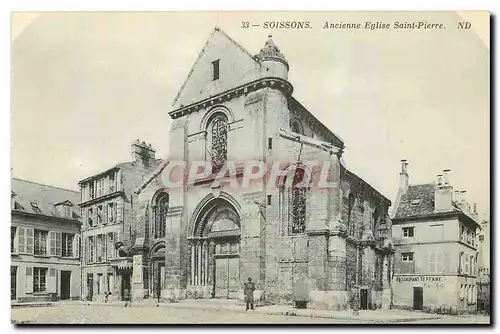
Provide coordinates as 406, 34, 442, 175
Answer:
30, 201, 41, 213
55, 201, 74, 219
212, 59, 220, 81
58, 205, 72, 218
410, 199, 421, 206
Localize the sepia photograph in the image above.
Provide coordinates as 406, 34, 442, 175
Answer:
9, 10, 490, 325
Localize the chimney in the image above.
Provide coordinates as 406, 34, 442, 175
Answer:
471, 203, 479, 222
434, 169, 453, 212
443, 169, 451, 185
437, 174, 443, 186
131, 139, 156, 168
399, 160, 409, 194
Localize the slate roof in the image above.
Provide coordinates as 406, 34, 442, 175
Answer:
11, 178, 81, 220
393, 183, 468, 221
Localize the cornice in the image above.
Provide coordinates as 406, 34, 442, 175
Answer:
79, 190, 125, 207
11, 210, 81, 225
168, 77, 294, 120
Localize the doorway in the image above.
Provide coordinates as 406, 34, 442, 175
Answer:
60, 271, 71, 300
87, 274, 93, 301
214, 256, 239, 299
360, 289, 368, 310
152, 260, 165, 299
11, 266, 17, 301
413, 287, 423, 310
121, 273, 131, 301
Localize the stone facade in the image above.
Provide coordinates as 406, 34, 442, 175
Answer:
131, 28, 393, 310
391, 163, 481, 314
11, 178, 81, 302
79, 140, 160, 302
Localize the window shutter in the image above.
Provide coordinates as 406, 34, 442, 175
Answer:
470, 255, 474, 275
17, 227, 26, 253
56, 232, 62, 257
47, 268, 57, 293
116, 201, 122, 222
85, 237, 89, 264
25, 267, 33, 293
436, 252, 444, 273
49, 231, 56, 256
114, 232, 118, 258
103, 204, 108, 225
443, 251, 450, 274
73, 235, 80, 258
459, 284, 465, 300
429, 252, 436, 273
464, 253, 470, 275
26, 228, 34, 254
103, 235, 107, 261
421, 251, 429, 274
459, 251, 464, 274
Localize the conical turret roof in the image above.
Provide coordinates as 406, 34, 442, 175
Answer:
255, 35, 288, 68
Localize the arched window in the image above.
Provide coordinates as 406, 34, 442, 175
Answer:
154, 193, 169, 239
208, 114, 228, 171
373, 207, 380, 230
290, 168, 307, 235
290, 119, 304, 135
347, 192, 355, 235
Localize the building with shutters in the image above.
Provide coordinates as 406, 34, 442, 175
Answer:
79, 140, 161, 301
11, 178, 81, 302
129, 28, 395, 310
391, 161, 481, 314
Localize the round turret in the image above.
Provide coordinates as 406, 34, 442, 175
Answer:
255, 35, 289, 80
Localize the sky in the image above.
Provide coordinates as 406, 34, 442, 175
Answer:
11, 11, 490, 220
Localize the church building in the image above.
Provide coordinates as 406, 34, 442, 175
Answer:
130, 28, 394, 310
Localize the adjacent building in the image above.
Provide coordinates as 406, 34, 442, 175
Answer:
476, 219, 490, 313
125, 28, 394, 310
391, 161, 481, 314
78, 140, 161, 301
11, 178, 81, 302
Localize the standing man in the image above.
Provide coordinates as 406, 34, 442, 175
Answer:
244, 277, 256, 311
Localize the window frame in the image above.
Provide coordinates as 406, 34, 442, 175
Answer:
401, 252, 414, 262
61, 233, 74, 258
289, 168, 308, 236
212, 59, 220, 81
154, 193, 169, 239
209, 114, 228, 171
402, 226, 415, 238
33, 267, 47, 293
34, 229, 48, 256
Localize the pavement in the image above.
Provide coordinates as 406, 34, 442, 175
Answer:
12, 298, 488, 324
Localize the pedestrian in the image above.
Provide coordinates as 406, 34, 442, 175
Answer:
124, 288, 131, 307
244, 277, 256, 311
104, 291, 111, 303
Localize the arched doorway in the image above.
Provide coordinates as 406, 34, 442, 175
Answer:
149, 242, 165, 299
189, 197, 241, 299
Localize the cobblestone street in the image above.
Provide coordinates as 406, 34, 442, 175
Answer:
11, 304, 491, 325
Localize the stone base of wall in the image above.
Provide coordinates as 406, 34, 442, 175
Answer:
392, 304, 479, 315
381, 288, 391, 310
185, 285, 212, 299
308, 290, 350, 310
162, 286, 191, 301
371, 290, 383, 309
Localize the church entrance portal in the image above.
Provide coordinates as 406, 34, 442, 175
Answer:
189, 197, 241, 299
